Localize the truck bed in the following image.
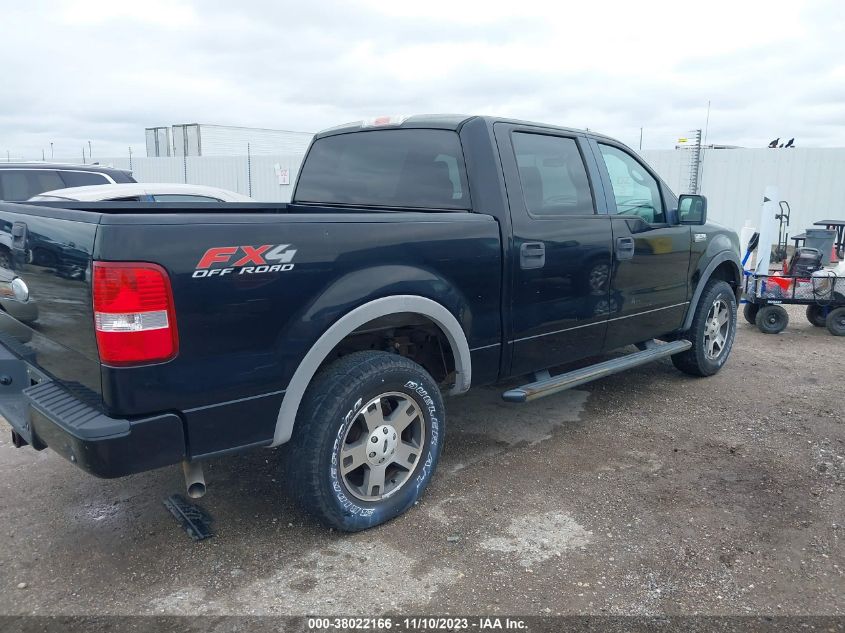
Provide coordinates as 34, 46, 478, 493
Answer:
0, 200, 501, 462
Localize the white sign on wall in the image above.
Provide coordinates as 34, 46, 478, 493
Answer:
274, 163, 290, 186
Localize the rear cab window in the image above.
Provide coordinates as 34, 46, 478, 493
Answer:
294, 129, 470, 210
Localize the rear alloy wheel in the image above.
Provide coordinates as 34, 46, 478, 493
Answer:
743, 302, 760, 325
755, 304, 788, 334
806, 304, 828, 327
284, 351, 444, 531
672, 279, 737, 377
338, 392, 425, 501
826, 307, 845, 336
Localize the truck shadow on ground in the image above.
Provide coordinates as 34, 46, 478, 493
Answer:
179, 358, 680, 535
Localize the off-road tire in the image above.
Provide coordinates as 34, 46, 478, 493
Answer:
743, 303, 759, 325
806, 304, 828, 327
283, 351, 444, 532
755, 304, 789, 334
826, 307, 845, 336
672, 280, 737, 377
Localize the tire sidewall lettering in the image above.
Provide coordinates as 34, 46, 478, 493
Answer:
327, 371, 442, 522
403, 380, 440, 490
330, 396, 373, 517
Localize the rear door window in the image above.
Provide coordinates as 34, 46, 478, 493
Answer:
0, 172, 30, 200
0, 170, 65, 201
294, 129, 470, 210
59, 171, 111, 187
511, 133, 595, 216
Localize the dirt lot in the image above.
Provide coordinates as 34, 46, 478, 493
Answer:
0, 304, 842, 616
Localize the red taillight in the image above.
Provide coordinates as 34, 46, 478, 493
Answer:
92, 262, 178, 366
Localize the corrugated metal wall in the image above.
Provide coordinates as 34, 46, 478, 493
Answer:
83, 148, 845, 233
641, 148, 845, 234
143, 124, 313, 157
196, 125, 313, 156
98, 154, 305, 201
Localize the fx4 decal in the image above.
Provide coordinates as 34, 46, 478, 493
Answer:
192, 244, 297, 278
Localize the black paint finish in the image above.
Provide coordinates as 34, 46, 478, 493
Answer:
0, 115, 741, 472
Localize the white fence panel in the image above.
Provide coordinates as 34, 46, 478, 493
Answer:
641, 148, 845, 235
186, 156, 248, 195
84, 154, 305, 202
66, 148, 845, 235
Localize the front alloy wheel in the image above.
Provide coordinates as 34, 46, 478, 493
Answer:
703, 298, 730, 360
672, 279, 737, 377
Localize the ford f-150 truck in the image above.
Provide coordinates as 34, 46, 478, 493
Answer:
0, 115, 741, 531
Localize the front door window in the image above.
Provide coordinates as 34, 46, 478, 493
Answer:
598, 144, 665, 224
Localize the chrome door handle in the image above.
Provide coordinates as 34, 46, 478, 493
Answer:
519, 242, 545, 269
615, 236, 635, 260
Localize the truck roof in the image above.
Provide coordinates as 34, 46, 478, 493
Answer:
315, 114, 617, 144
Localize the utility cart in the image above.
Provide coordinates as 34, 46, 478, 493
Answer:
743, 272, 845, 336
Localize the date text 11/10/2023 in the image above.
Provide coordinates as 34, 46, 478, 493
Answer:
306, 616, 528, 631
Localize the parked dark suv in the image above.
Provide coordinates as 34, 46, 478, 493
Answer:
0, 163, 135, 203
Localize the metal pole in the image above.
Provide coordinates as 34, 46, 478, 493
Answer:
128, 146, 133, 171
247, 142, 252, 198
50, 142, 54, 159
82, 147, 86, 165
688, 129, 702, 194
42, 149, 45, 161
88, 140, 92, 161
639, 127, 643, 151
700, 101, 711, 192
182, 128, 188, 183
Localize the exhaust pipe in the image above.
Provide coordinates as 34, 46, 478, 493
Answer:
181, 460, 206, 499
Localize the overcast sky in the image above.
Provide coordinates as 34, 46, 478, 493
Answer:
3, 0, 843, 160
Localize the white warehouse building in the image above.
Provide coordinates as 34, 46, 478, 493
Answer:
145, 123, 313, 157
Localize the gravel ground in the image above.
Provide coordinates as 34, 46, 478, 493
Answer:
0, 303, 842, 616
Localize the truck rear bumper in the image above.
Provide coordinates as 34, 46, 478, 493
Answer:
0, 343, 185, 478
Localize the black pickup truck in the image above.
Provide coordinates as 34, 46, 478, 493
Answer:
0, 115, 741, 531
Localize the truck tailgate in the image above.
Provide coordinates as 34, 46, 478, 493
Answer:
0, 202, 101, 396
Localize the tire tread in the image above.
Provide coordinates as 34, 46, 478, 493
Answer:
826, 307, 845, 336
283, 351, 442, 531
672, 280, 737, 377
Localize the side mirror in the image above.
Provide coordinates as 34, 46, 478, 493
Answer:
678, 194, 707, 225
